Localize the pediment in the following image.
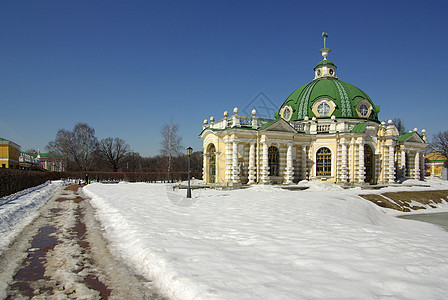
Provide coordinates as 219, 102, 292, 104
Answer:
399, 132, 425, 144
262, 119, 297, 133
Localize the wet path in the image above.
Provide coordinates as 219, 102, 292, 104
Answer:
1, 184, 166, 299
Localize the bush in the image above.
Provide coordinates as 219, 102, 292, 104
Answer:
0, 169, 202, 197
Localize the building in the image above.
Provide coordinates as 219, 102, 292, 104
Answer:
19, 152, 43, 170
425, 152, 447, 177
37, 152, 65, 172
200, 35, 427, 185
0, 137, 21, 169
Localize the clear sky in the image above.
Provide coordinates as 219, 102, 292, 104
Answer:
1, 0, 447, 157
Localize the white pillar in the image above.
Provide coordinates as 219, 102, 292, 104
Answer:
401, 149, 407, 178
248, 142, 256, 184
301, 146, 307, 180
232, 141, 239, 183
261, 142, 269, 184
203, 148, 207, 183
414, 152, 420, 180
225, 141, 232, 181
284, 143, 294, 184
358, 141, 365, 183
341, 141, 348, 183
388, 144, 395, 183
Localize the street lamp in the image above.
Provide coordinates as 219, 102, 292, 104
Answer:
187, 147, 193, 198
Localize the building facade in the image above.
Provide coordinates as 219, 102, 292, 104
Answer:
0, 137, 21, 169
37, 152, 65, 172
425, 152, 447, 177
19, 152, 43, 170
200, 38, 427, 185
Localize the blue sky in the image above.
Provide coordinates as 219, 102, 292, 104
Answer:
1, 0, 447, 157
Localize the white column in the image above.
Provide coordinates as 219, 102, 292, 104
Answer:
225, 141, 232, 181
284, 143, 294, 184
248, 142, 256, 184
388, 144, 395, 183
261, 142, 269, 183
203, 149, 207, 183
358, 141, 365, 183
232, 140, 239, 183
401, 149, 407, 178
341, 141, 348, 183
301, 146, 307, 180
414, 152, 420, 180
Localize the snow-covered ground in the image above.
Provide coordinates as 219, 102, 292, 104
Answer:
0, 180, 65, 254
2, 179, 448, 299
82, 180, 448, 300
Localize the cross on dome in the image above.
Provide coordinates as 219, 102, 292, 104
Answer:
314, 32, 337, 80
320, 32, 331, 60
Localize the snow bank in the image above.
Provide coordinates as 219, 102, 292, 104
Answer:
0, 180, 65, 253
84, 181, 448, 300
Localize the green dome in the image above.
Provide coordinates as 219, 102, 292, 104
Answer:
315, 59, 336, 68
278, 78, 380, 122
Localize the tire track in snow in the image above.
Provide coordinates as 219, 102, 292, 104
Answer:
1, 184, 167, 299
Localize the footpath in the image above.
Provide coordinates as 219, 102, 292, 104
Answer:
0, 184, 166, 300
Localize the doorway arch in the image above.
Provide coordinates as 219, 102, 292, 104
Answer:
364, 144, 374, 184
207, 144, 216, 183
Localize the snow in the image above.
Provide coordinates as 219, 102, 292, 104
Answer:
0, 180, 65, 254
2, 179, 448, 299
81, 179, 448, 300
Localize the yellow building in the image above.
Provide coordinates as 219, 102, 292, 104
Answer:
0, 137, 21, 169
425, 152, 447, 177
200, 36, 427, 186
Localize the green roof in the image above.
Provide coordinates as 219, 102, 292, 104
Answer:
0, 137, 9, 141
396, 132, 425, 142
315, 59, 336, 68
259, 119, 279, 130
351, 122, 368, 133
279, 78, 380, 122
396, 132, 414, 142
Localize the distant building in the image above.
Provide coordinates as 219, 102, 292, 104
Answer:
19, 152, 43, 170
425, 152, 447, 177
37, 152, 65, 172
0, 137, 21, 169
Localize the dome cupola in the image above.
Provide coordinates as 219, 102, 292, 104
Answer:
277, 32, 380, 123
313, 33, 338, 80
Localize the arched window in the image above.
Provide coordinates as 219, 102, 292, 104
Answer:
316, 147, 331, 176
268, 146, 280, 176
208, 144, 216, 183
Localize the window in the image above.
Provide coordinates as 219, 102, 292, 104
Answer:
268, 146, 280, 176
359, 103, 369, 117
356, 100, 371, 118
282, 106, 292, 120
316, 147, 331, 176
316, 102, 331, 116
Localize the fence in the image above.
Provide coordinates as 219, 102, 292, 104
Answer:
0, 169, 202, 198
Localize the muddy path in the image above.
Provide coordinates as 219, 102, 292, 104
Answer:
0, 184, 167, 299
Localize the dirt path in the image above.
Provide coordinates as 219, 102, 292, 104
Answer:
0, 184, 167, 299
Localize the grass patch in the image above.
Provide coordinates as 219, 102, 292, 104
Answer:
360, 190, 448, 212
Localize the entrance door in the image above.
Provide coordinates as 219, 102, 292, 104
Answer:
364, 144, 374, 184
208, 145, 216, 183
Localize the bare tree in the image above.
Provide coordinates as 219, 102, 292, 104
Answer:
96, 137, 131, 172
122, 152, 143, 172
160, 119, 183, 180
429, 131, 448, 167
392, 118, 407, 135
46, 123, 98, 171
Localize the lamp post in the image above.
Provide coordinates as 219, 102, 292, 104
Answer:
187, 147, 193, 198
